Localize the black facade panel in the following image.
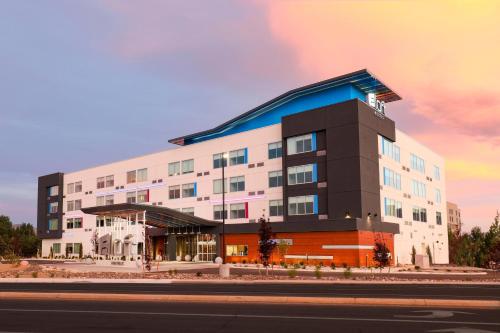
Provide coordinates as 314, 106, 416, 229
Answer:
37, 172, 64, 240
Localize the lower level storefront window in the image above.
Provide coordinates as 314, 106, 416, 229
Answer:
226, 244, 248, 256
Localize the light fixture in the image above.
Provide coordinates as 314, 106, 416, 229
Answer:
367, 212, 372, 217
345, 211, 351, 219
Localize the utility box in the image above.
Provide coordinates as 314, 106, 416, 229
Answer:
415, 254, 430, 268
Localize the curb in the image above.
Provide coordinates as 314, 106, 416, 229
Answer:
0, 292, 498, 309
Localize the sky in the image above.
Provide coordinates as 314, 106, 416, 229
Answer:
0, 0, 499, 231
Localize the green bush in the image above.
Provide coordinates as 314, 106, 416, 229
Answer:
196, 271, 202, 277
330, 263, 336, 270
287, 268, 297, 279
314, 266, 322, 279
31, 272, 38, 278
293, 263, 300, 269
343, 266, 352, 279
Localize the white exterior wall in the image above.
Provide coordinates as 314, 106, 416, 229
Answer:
379, 129, 449, 265
42, 124, 283, 257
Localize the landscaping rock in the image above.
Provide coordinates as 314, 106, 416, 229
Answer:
20, 260, 29, 267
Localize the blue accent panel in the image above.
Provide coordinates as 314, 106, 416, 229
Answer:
311, 132, 317, 151
313, 195, 318, 215
244, 148, 248, 164
193, 182, 197, 197
312, 163, 318, 183
185, 84, 366, 145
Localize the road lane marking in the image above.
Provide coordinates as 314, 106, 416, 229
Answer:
0, 308, 498, 326
396, 310, 475, 319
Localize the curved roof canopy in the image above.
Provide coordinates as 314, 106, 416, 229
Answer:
169, 69, 401, 146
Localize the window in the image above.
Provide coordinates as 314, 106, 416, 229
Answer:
137, 190, 148, 203
96, 196, 105, 206
73, 243, 81, 255
53, 243, 61, 254
288, 195, 316, 215
410, 154, 425, 173
287, 134, 314, 155
384, 198, 403, 218
47, 186, 59, 196
268, 141, 282, 159
288, 164, 314, 185
48, 202, 58, 213
74, 199, 82, 210
213, 205, 227, 220
213, 179, 227, 194
182, 207, 195, 216
268, 171, 283, 188
105, 176, 114, 188
412, 180, 426, 198
436, 212, 442, 225
66, 243, 74, 254
435, 189, 442, 203
75, 181, 82, 192
434, 165, 441, 180
182, 183, 196, 198
230, 203, 246, 219
229, 176, 245, 192
127, 170, 136, 184
168, 162, 181, 176
229, 148, 246, 166
226, 245, 248, 256
105, 195, 114, 205
383, 167, 401, 190
380, 136, 400, 162
213, 153, 227, 169
67, 183, 75, 194
97, 177, 105, 189
412, 206, 427, 222
182, 159, 194, 174
67, 200, 75, 212
137, 168, 148, 182
269, 200, 283, 217
169, 185, 180, 199
126, 191, 136, 204
74, 218, 82, 228
48, 218, 58, 230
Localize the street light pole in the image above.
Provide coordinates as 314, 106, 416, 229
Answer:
221, 153, 226, 264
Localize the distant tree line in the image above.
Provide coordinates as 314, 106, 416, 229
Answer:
0, 215, 39, 258
448, 213, 500, 268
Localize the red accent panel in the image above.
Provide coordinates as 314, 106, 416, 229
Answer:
245, 202, 249, 218
146, 189, 150, 202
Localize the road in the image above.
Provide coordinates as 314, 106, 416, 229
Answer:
0, 282, 499, 300
0, 298, 498, 333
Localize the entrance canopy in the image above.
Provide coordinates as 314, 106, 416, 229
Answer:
82, 203, 220, 228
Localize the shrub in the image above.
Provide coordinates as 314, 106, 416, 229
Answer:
31, 272, 38, 278
293, 263, 300, 269
168, 269, 173, 275
342, 262, 348, 268
330, 263, 336, 270
254, 259, 258, 264
280, 262, 285, 267
5, 253, 20, 266
271, 261, 276, 266
314, 266, 322, 279
287, 268, 297, 279
415, 265, 421, 271
173, 269, 178, 275
49, 272, 55, 278
343, 266, 352, 279
242, 259, 247, 264
196, 271, 203, 277
318, 261, 324, 267
299, 261, 304, 266
15, 273, 19, 278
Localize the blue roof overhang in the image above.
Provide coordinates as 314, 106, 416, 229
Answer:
169, 69, 401, 146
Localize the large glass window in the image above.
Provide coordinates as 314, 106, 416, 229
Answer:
412, 206, 427, 222
182, 159, 194, 174
105, 195, 114, 205
268, 171, 283, 188
48, 218, 58, 230
53, 243, 61, 254
288, 164, 314, 185
168, 162, 181, 176
67, 201, 74, 212
384, 198, 403, 218
213, 179, 227, 194
48, 202, 58, 213
213, 205, 227, 220
383, 167, 401, 190
287, 134, 313, 155
229, 176, 245, 192
435, 189, 442, 203
137, 168, 148, 182
127, 170, 136, 184
105, 176, 114, 188
126, 191, 136, 203
47, 186, 59, 197
269, 199, 283, 217
67, 183, 75, 194
229, 149, 246, 166
288, 195, 315, 215
213, 153, 227, 169
268, 141, 282, 159
434, 165, 441, 180
412, 180, 426, 198
96, 177, 105, 189
74, 199, 82, 210
96, 196, 105, 206
380, 136, 400, 162
226, 245, 248, 256
230, 203, 246, 219
137, 190, 148, 203
75, 181, 82, 192
182, 183, 196, 198
169, 185, 180, 199
410, 154, 425, 173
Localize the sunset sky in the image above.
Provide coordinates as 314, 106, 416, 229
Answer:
1, 0, 498, 231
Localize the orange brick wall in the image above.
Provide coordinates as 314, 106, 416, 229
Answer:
223, 231, 394, 267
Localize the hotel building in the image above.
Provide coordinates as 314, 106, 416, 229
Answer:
37, 70, 448, 266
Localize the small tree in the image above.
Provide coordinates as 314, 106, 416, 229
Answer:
373, 242, 390, 271
49, 246, 53, 259
426, 245, 433, 265
277, 240, 289, 264
258, 217, 276, 274
79, 243, 83, 259
411, 245, 417, 265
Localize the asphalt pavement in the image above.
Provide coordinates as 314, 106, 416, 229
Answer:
0, 298, 498, 333
0, 282, 498, 300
